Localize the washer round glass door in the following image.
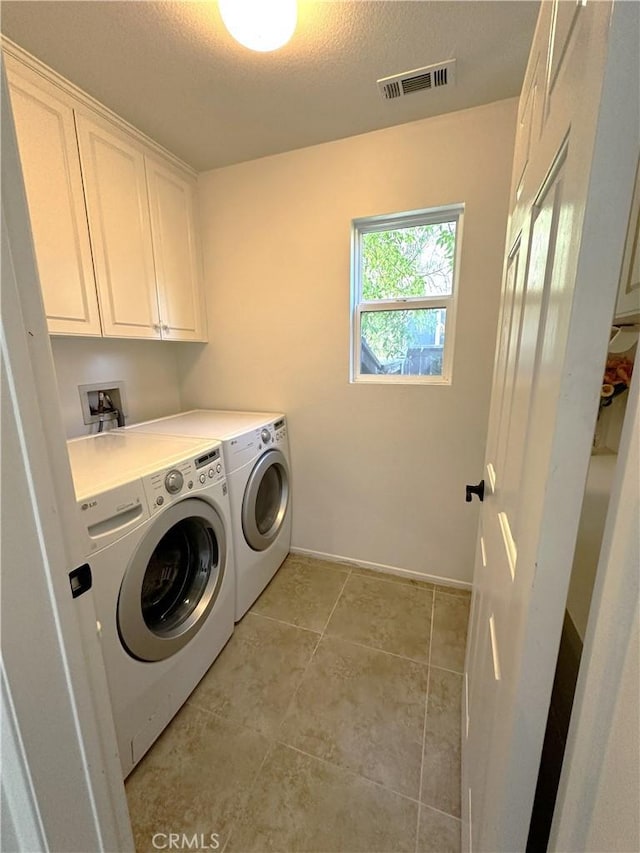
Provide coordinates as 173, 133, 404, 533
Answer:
118, 498, 226, 662
242, 448, 290, 551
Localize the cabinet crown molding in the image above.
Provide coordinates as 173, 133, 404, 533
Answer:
1, 35, 197, 179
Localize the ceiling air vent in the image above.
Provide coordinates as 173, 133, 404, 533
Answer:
377, 60, 456, 100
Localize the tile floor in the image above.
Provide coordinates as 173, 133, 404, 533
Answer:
126, 554, 471, 853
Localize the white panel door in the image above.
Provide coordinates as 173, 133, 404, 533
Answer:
75, 113, 161, 339
5, 62, 101, 336
145, 157, 206, 341
462, 1, 640, 851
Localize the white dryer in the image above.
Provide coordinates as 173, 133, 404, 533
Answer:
126, 410, 291, 620
67, 431, 235, 777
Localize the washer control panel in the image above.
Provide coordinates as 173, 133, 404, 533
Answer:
143, 447, 225, 514
164, 469, 184, 494
78, 480, 149, 553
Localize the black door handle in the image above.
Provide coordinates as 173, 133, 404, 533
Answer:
466, 480, 485, 503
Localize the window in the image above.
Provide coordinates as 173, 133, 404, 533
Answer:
350, 205, 463, 384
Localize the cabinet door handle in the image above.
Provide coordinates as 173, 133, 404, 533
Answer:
153, 323, 161, 332
162, 324, 170, 334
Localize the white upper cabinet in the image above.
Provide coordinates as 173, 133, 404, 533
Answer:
6, 60, 102, 336
4, 43, 207, 342
75, 114, 161, 339
145, 158, 205, 341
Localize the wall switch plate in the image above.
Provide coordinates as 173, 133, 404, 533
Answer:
78, 380, 127, 426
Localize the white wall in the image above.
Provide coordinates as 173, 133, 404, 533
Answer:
177, 99, 517, 583
51, 337, 182, 438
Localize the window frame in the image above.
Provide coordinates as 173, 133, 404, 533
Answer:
350, 204, 464, 385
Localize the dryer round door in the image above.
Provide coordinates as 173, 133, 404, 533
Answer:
242, 448, 290, 552
118, 498, 227, 662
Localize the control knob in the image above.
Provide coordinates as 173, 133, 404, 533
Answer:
261, 428, 271, 444
164, 469, 184, 494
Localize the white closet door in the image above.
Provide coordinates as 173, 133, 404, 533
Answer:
462, 2, 639, 850
6, 63, 101, 336
75, 113, 161, 339
145, 157, 206, 341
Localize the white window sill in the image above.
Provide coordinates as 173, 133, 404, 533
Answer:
350, 375, 452, 386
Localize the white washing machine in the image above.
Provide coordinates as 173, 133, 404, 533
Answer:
67, 430, 235, 777
125, 410, 291, 620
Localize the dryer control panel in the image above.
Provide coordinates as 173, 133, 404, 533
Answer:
227, 418, 289, 469
256, 418, 288, 450
143, 447, 226, 515
273, 417, 287, 444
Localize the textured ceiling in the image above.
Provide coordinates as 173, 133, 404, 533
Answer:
1, 1, 540, 171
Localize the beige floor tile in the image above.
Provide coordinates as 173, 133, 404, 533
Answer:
251, 555, 349, 631
279, 636, 427, 798
430, 591, 471, 672
417, 806, 461, 853
126, 554, 467, 851
325, 573, 433, 662
351, 565, 435, 589
187, 613, 319, 736
126, 703, 269, 853
226, 743, 418, 853
421, 667, 463, 817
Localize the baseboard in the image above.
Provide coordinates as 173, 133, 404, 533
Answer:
289, 546, 472, 592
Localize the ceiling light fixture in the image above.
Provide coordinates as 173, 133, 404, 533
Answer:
219, 0, 297, 52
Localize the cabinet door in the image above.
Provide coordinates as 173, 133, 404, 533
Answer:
75, 114, 161, 339
145, 158, 207, 341
6, 63, 102, 336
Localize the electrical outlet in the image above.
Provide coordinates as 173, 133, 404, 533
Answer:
78, 381, 127, 426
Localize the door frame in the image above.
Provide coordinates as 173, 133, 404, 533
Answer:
1, 69, 132, 850
550, 353, 639, 851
